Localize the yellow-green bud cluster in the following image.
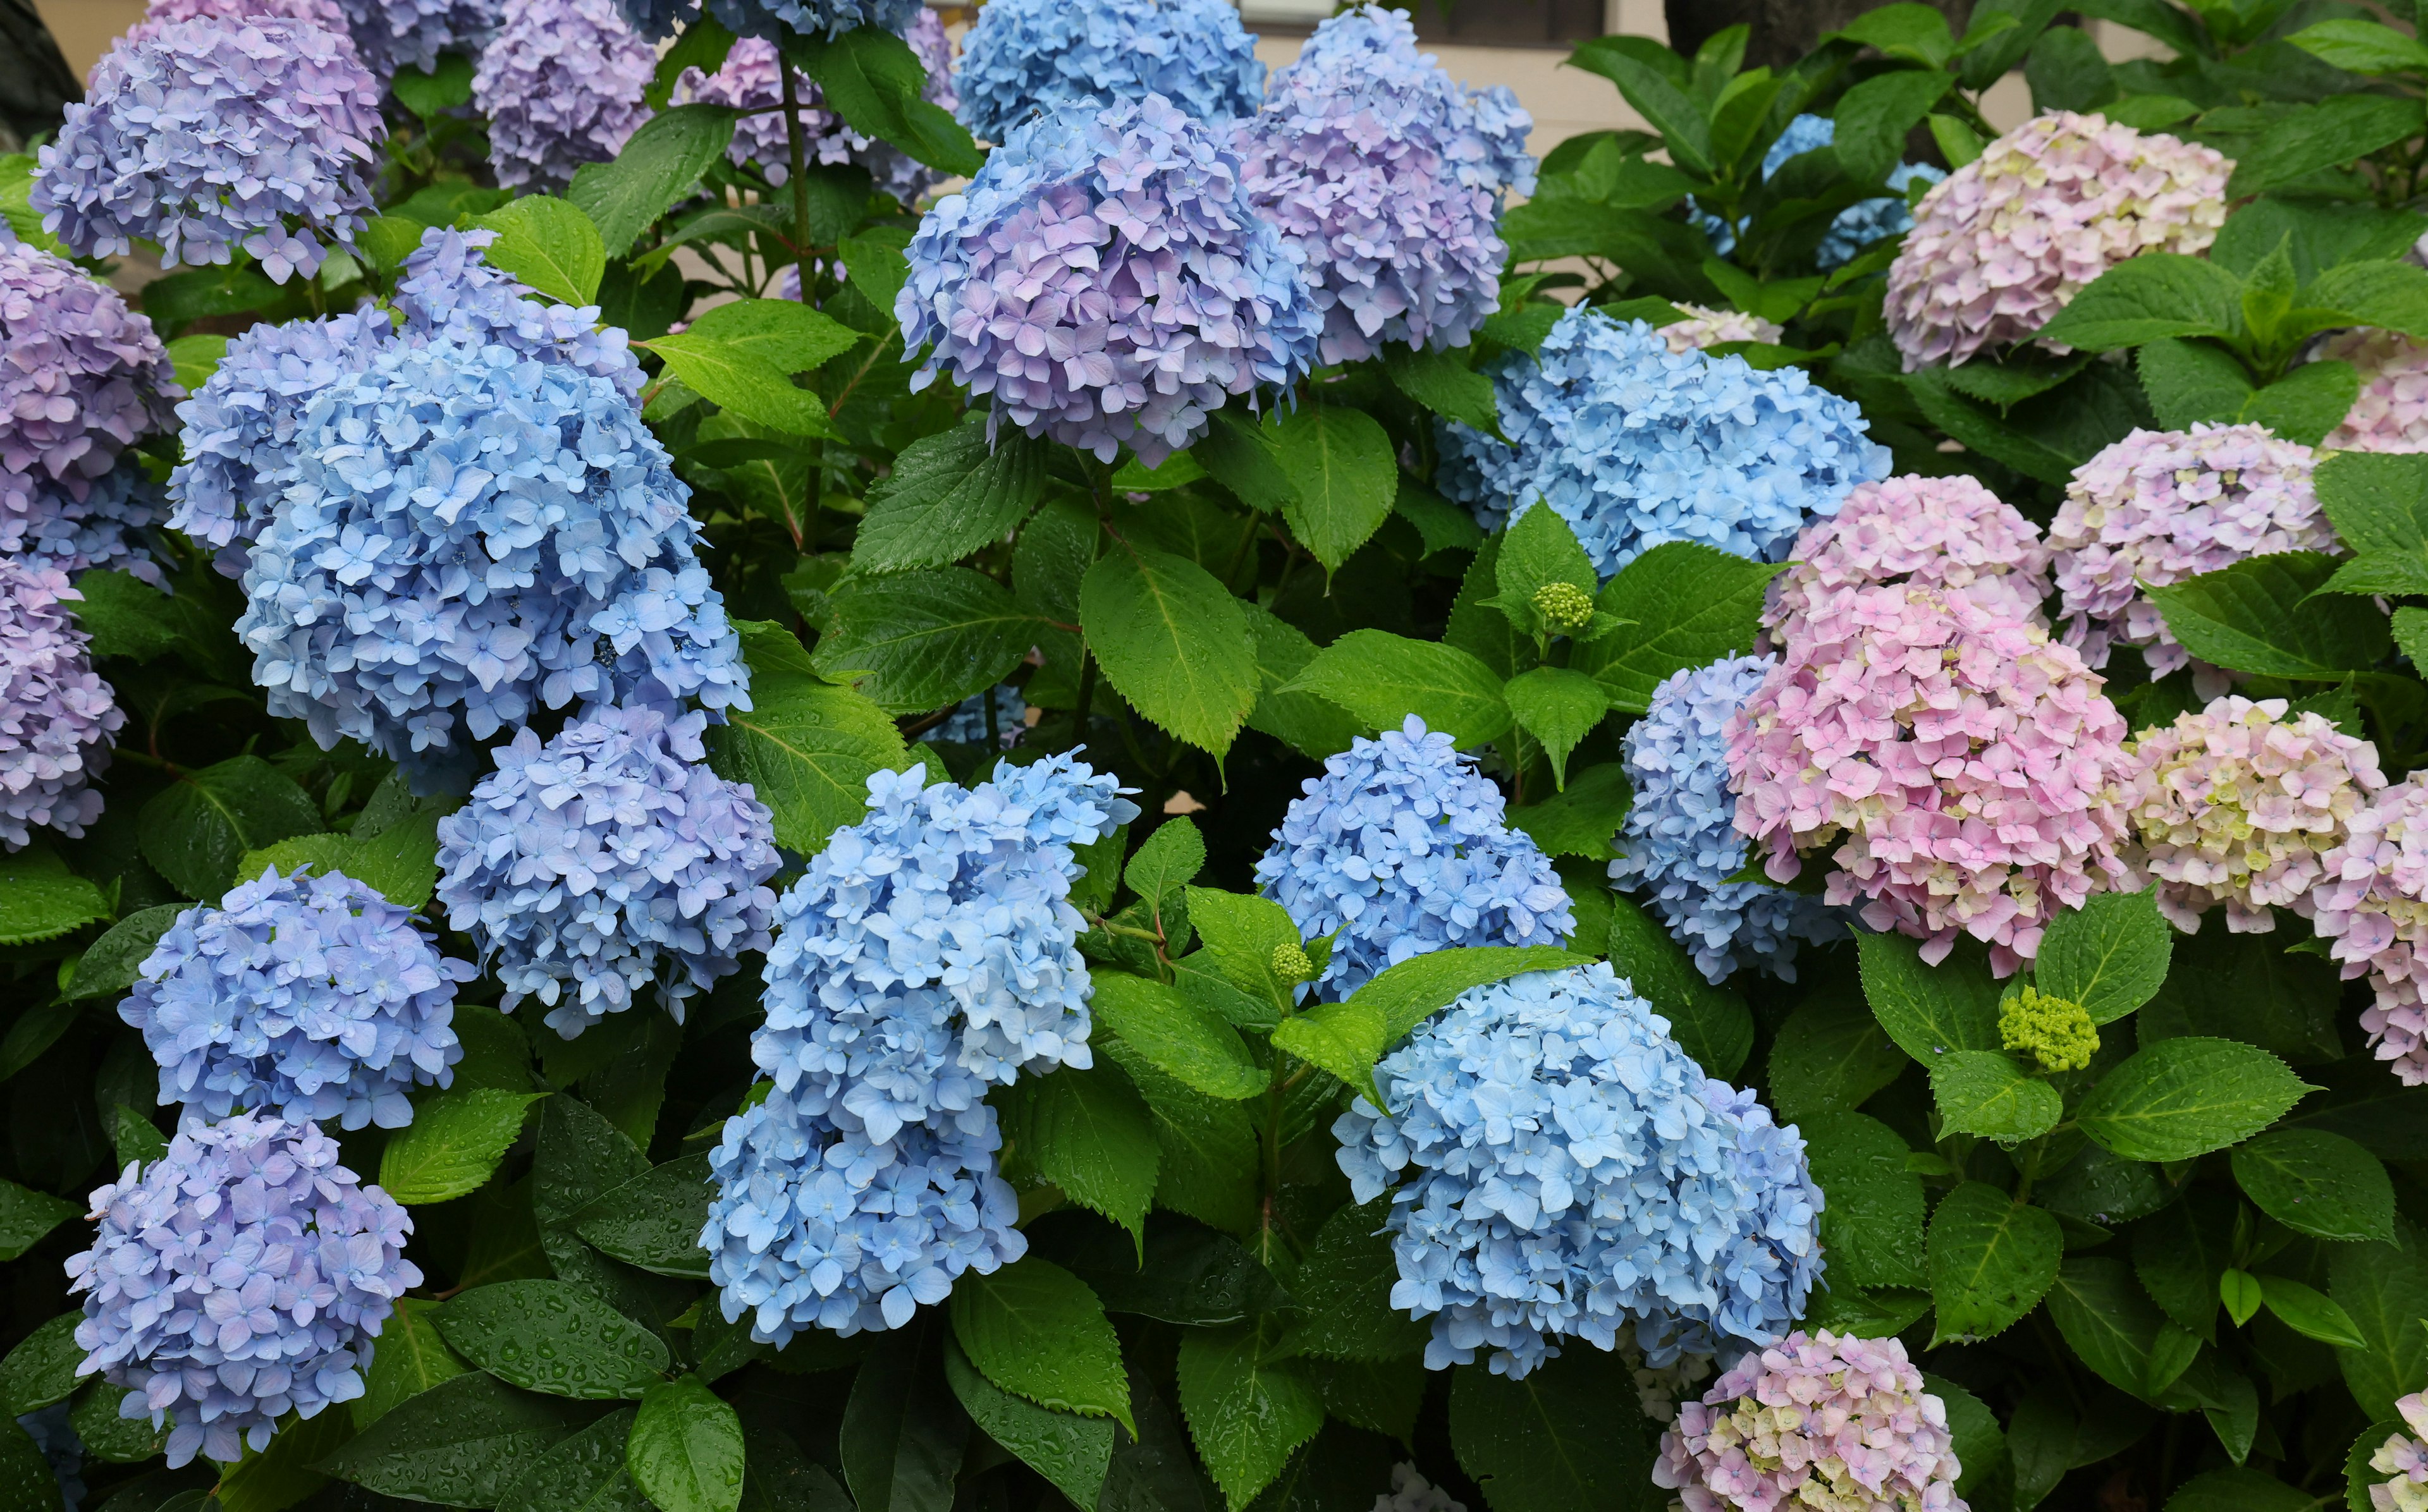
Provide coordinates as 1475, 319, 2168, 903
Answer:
2000, 985, 2097, 1073
1533, 581, 1595, 635
1270, 941, 1315, 984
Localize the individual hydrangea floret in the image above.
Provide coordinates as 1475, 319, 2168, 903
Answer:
0, 563, 123, 851
1233, 7, 1530, 365
2313, 328, 2428, 453
123, 0, 355, 54
2370, 1393, 2428, 1512
707, 757, 1138, 1342
1659, 305, 1783, 353
935, 685, 1027, 747
953, 0, 1263, 145
2312, 773, 2428, 1085
2049, 424, 2331, 677
65, 1116, 419, 1468
1610, 655, 1844, 984
339, 0, 498, 75
1652, 1330, 1961, 1512
393, 227, 642, 397
677, 11, 959, 207
1728, 585, 2135, 975
899, 94, 1321, 466
1695, 114, 1943, 267
121, 866, 470, 1129
1256, 714, 1573, 1000
34, 19, 384, 283
436, 703, 781, 1039
472, 0, 656, 193
1437, 308, 1887, 578
1886, 111, 2229, 368
1334, 965, 1822, 1377
2124, 695, 2384, 933
1765, 473, 2052, 645
2001, 984, 2097, 1073
233, 332, 748, 781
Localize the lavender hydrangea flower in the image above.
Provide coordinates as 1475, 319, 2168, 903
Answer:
1610, 655, 1844, 984
34, 19, 384, 283
1279, 7, 1533, 197
614, 0, 918, 41
936, 685, 1026, 747
1437, 308, 1889, 578
704, 757, 1138, 1342
473, 0, 656, 193
0, 563, 122, 851
123, 0, 355, 55
339, 0, 499, 76
435, 703, 781, 1039
899, 94, 1321, 466
120, 867, 471, 1130
1234, 7, 1528, 366
393, 227, 643, 397
64, 1115, 419, 1468
1334, 964, 1822, 1377
233, 331, 748, 782
954, 0, 1263, 145
1254, 714, 1573, 1001
677, 10, 959, 207
15, 454, 164, 585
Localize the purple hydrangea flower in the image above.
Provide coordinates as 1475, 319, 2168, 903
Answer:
472, 0, 656, 193
1254, 714, 1574, 1001
954, 0, 1263, 146
900, 93, 1322, 465
436, 702, 782, 1039
34, 19, 384, 283
121, 866, 472, 1129
614, 0, 919, 41
233, 331, 749, 783
1286, 8, 1531, 197
339, 0, 500, 76
64, 1115, 420, 1468
1234, 7, 1526, 366
394, 226, 644, 397
0, 563, 123, 851
122, 0, 357, 56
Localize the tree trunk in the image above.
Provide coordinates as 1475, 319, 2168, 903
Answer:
1664, 0, 1975, 71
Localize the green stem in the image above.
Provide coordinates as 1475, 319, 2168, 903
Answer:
778, 63, 813, 297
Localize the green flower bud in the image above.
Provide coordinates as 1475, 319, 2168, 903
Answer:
1533, 581, 1595, 635
2000, 985, 2098, 1074
1271, 941, 1315, 985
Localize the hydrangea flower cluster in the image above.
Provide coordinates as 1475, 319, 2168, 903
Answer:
1, 237, 176, 580
1375, 1466, 1464, 1512
2312, 773, 2428, 1085
935, 685, 1027, 747
1232, 7, 1527, 366
1610, 655, 1843, 984
1437, 308, 1888, 578
2368, 1393, 2428, 1512
0, 563, 121, 852
1765, 473, 2052, 645
1255, 715, 1573, 1000
393, 227, 643, 397
2002, 984, 2098, 1072
121, 866, 470, 1130
953, 0, 1263, 145
1334, 965, 1822, 1377
898, 95, 1321, 466
1695, 113, 1944, 267
1728, 585, 2135, 975
2123, 696, 2384, 933
233, 332, 748, 780
1885, 111, 2229, 368
35, 19, 383, 283
472, 0, 656, 193
678, 11, 959, 205
706, 757, 1139, 1342
64, 1116, 419, 1468
1657, 305, 1782, 353
1652, 1331, 1962, 1512
2048, 424, 2331, 677
340, 0, 499, 75
618, 0, 919, 41
2314, 328, 2428, 453
435, 703, 782, 1039
123, 0, 354, 54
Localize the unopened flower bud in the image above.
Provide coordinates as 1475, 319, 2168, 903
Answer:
1271, 941, 1315, 984
1532, 581, 1595, 635
2001, 985, 2099, 1073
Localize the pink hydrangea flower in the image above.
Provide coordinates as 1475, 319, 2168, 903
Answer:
2370, 1393, 2428, 1512
1652, 1329, 1963, 1512
2048, 424, 2333, 678
1886, 111, 2228, 369
1660, 304, 1782, 354
2124, 695, 2384, 934
1726, 583, 2133, 975
2315, 327, 2428, 453
1765, 473, 2051, 645
2312, 772, 2428, 1085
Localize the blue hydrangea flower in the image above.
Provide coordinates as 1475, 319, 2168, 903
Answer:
34, 19, 383, 283
953, 0, 1262, 145
16, 1405, 83, 1511
394, 228, 644, 398
64, 1115, 420, 1468
12, 453, 162, 585
120, 867, 471, 1130
340, 0, 500, 76
1254, 714, 1573, 1001
901, 93, 1321, 466
1333, 964, 1822, 1377
1610, 655, 1843, 984
436, 702, 782, 1039
1698, 114, 1946, 267
472, 0, 657, 193
1436, 308, 1889, 578
233, 331, 749, 784
935, 685, 1026, 747
613, 0, 918, 40
704, 755, 1137, 1343
1236, 7, 1528, 365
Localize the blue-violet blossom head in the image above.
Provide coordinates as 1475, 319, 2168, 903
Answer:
1697, 113, 1944, 266
0, 562, 123, 851
472, 0, 656, 193
393, 227, 643, 398
954, 0, 1262, 146
935, 685, 1026, 748
1286, 8, 1532, 197
613, 0, 917, 41
338, 0, 498, 75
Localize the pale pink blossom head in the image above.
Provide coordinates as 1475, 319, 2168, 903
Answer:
1660, 304, 1782, 355
2048, 424, 2333, 677
1886, 111, 2228, 369
2316, 327, 2428, 453
2312, 772, 2428, 1086
1765, 473, 2051, 645
1725, 583, 2133, 975
2124, 695, 2384, 934
2371, 1393, 2428, 1512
